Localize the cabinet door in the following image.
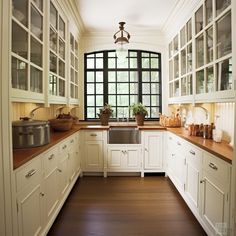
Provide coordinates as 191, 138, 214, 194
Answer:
57, 155, 69, 198
107, 148, 123, 169
17, 184, 43, 236
174, 152, 186, 190
125, 148, 140, 169
144, 132, 163, 169
84, 141, 103, 170
68, 151, 76, 181
44, 168, 59, 222
185, 161, 200, 211
201, 175, 229, 235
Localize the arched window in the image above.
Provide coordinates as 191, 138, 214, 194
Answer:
84, 50, 162, 120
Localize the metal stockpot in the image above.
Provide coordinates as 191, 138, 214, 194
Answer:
12, 119, 50, 149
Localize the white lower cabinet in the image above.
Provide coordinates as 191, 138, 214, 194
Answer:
107, 145, 141, 172
14, 132, 81, 236
167, 132, 231, 236
81, 131, 106, 173
142, 131, 164, 172
201, 152, 231, 236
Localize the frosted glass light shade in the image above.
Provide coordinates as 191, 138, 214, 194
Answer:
116, 44, 128, 61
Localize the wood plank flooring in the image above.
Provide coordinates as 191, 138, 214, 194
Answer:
48, 176, 207, 236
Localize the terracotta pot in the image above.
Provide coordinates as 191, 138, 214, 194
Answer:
100, 114, 110, 126
135, 114, 145, 126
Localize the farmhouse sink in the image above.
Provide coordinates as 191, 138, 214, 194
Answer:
108, 127, 140, 144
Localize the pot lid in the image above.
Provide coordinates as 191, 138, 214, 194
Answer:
12, 119, 49, 127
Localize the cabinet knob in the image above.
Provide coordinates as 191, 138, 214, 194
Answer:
40, 192, 45, 197
145, 148, 148, 152
200, 179, 205, 184
90, 133, 97, 137
63, 145, 67, 149
189, 150, 195, 155
177, 141, 181, 146
57, 168, 62, 173
171, 153, 175, 157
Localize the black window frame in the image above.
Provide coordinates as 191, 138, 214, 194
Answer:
84, 50, 162, 121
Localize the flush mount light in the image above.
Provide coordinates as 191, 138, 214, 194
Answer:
113, 22, 130, 61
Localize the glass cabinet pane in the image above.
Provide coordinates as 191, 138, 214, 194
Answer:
32, 0, 43, 11
216, 0, 231, 16
181, 49, 186, 76
206, 27, 213, 63
50, 2, 57, 29
186, 19, 192, 42
174, 80, 180, 97
12, 0, 28, 26
75, 41, 78, 55
50, 28, 57, 52
187, 44, 192, 72
70, 34, 74, 51
205, 0, 213, 25
12, 22, 28, 59
180, 26, 186, 48
59, 39, 65, 59
169, 82, 174, 98
12, 57, 28, 90
187, 75, 193, 95
31, 36, 42, 67
181, 77, 187, 96
50, 52, 57, 73
173, 35, 178, 54
168, 42, 173, 58
59, 16, 65, 39
196, 70, 204, 94
217, 58, 232, 90
59, 60, 65, 78
30, 66, 42, 93
196, 34, 204, 68
49, 74, 57, 95
31, 5, 43, 40
206, 66, 215, 93
195, 6, 203, 34
216, 12, 231, 59
59, 79, 65, 96
169, 60, 173, 81
174, 55, 179, 78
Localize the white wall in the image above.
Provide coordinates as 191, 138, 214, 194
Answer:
78, 31, 169, 119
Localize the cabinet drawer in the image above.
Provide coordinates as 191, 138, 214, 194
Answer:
43, 147, 58, 176
15, 157, 42, 192
186, 143, 202, 167
85, 131, 103, 141
203, 152, 229, 183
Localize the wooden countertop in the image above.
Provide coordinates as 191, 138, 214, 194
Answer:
13, 123, 233, 170
168, 128, 233, 164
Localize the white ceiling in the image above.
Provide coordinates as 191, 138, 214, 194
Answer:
76, 0, 181, 33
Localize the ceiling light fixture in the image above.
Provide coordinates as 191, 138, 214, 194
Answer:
113, 22, 130, 61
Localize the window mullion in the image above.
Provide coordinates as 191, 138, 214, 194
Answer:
137, 50, 142, 102
103, 51, 108, 104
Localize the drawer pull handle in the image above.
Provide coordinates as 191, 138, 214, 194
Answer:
62, 145, 67, 149
189, 150, 195, 155
177, 141, 181, 146
70, 140, 74, 143
48, 154, 55, 160
57, 168, 62, 173
25, 169, 36, 178
145, 148, 148, 152
209, 162, 218, 170
171, 154, 175, 157
90, 134, 97, 137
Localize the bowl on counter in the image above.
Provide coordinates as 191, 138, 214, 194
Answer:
49, 118, 73, 131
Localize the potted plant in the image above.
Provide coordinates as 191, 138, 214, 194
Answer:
97, 103, 113, 125
130, 103, 148, 126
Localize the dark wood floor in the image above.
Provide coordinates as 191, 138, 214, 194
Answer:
48, 176, 207, 236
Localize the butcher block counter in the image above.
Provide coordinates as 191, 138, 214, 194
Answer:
13, 123, 233, 169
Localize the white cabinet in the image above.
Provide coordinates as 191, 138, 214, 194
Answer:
107, 145, 141, 172
201, 152, 231, 235
14, 131, 81, 236
167, 131, 232, 236
81, 131, 106, 173
142, 131, 164, 171
15, 156, 44, 236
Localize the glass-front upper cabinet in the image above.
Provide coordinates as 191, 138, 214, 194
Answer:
70, 33, 79, 101
49, 1, 67, 98
11, 0, 44, 96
